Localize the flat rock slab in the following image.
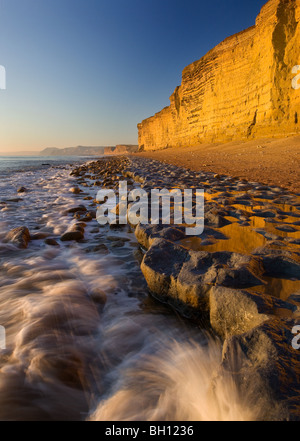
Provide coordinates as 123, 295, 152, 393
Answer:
210, 286, 297, 339
252, 248, 300, 279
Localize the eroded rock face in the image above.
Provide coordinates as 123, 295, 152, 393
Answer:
4, 227, 31, 249
138, 0, 300, 150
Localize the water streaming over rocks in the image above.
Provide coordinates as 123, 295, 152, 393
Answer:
0, 156, 299, 421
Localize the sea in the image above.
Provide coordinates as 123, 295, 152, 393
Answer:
0, 156, 266, 421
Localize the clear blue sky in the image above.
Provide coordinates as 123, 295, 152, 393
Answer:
0, 0, 266, 152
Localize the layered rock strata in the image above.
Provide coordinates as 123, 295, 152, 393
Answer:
138, 0, 300, 150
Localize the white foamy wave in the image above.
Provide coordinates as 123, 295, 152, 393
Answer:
0, 159, 274, 421
89, 336, 264, 422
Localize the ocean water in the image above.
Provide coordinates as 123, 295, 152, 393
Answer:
0, 156, 90, 176
0, 156, 269, 421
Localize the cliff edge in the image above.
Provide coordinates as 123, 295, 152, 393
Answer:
138, 0, 300, 150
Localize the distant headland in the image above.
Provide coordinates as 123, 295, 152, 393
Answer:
0, 145, 139, 157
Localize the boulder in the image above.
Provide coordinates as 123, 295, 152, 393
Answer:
70, 187, 82, 194
4, 226, 31, 249
65, 205, 87, 214
221, 318, 300, 421
60, 224, 85, 241
141, 239, 265, 320
45, 238, 60, 247
253, 248, 300, 279
30, 232, 50, 240
135, 224, 186, 249
205, 209, 231, 228
209, 286, 297, 339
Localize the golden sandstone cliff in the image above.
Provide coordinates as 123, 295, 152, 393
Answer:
104, 145, 139, 155
138, 0, 300, 151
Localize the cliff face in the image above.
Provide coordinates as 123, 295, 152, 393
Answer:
104, 145, 139, 155
138, 0, 300, 150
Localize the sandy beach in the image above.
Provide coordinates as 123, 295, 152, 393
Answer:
134, 136, 300, 194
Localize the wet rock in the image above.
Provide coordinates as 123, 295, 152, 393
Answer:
276, 225, 298, 233
60, 224, 85, 241
4, 226, 31, 249
70, 170, 82, 177
65, 205, 87, 214
70, 187, 82, 194
284, 238, 300, 245
17, 187, 27, 193
85, 243, 109, 254
254, 229, 283, 241
107, 236, 130, 242
210, 286, 296, 339
141, 239, 265, 319
252, 210, 277, 218
205, 209, 231, 228
89, 288, 107, 306
30, 232, 50, 240
77, 210, 96, 222
253, 249, 300, 279
135, 224, 186, 249
141, 239, 189, 297
45, 238, 60, 247
221, 318, 300, 421
6, 198, 23, 203
77, 212, 94, 222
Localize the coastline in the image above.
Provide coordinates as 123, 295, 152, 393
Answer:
133, 136, 300, 194
70, 154, 300, 419
0, 155, 299, 420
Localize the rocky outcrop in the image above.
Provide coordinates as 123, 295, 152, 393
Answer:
139, 236, 266, 319
104, 146, 117, 155
40, 145, 139, 156
104, 145, 139, 155
40, 146, 107, 156
138, 0, 300, 150
221, 318, 300, 420
209, 286, 296, 339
